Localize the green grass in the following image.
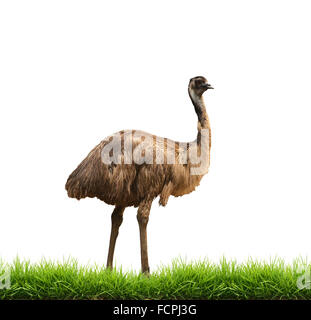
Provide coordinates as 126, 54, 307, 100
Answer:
0, 257, 311, 300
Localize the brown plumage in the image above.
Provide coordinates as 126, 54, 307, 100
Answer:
65, 76, 214, 274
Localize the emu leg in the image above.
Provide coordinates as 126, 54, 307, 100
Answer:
137, 200, 152, 274
106, 206, 125, 269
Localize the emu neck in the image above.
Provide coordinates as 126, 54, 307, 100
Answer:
189, 90, 211, 144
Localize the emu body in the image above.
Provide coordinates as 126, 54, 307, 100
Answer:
65, 76, 213, 273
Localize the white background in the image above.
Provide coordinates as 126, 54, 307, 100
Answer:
1, 0, 311, 271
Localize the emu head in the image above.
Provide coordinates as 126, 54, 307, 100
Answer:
188, 76, 213, 97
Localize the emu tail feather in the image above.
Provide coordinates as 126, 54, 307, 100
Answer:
65, 143, 105, 200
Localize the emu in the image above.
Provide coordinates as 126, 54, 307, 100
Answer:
65, 76, 213, 274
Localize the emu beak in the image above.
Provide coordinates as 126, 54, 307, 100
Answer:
205, 83, 214, 90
